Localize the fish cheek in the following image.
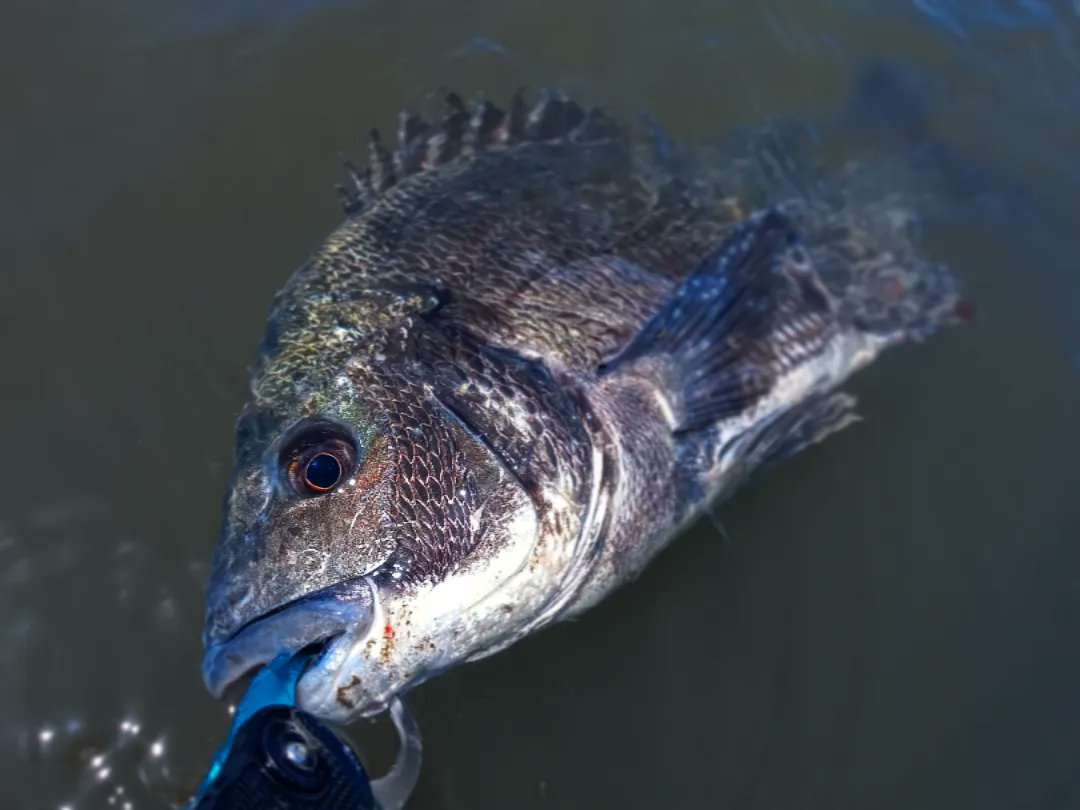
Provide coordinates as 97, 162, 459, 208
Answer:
267, 432, 399, 581
332, 433, 399, 575
366, 407, 507, 588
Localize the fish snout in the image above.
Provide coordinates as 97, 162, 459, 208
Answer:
201, 577, 376, 703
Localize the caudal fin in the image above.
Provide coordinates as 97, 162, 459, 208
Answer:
783, 191, 965, 344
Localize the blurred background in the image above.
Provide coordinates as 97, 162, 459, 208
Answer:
2, 1, 1079, 807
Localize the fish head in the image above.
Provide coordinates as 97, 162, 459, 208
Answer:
202, 354, 542, 722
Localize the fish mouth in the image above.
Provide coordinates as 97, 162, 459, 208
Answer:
201, 576, 376, 701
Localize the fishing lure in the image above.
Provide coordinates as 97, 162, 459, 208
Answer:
190, 651, 421, 809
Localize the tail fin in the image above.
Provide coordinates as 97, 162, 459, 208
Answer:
782, 192, 964, 344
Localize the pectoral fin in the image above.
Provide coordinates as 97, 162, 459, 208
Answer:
601, 209, 838, 433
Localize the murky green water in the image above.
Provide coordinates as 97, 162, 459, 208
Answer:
3, 1, 1080, 808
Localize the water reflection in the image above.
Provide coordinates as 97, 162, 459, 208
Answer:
22, 712, 176, 810
3, 0, 1080, 808
910, 0, 1058, 36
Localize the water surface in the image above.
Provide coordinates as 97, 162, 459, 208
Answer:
2, 1, 1079, 808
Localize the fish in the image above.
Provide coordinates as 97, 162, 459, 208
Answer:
201, 89, 962, 723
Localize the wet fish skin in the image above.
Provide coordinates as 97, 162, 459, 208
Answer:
202, 91, 959, 722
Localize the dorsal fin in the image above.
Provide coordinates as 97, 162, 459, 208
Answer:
443, 93, 470, 132
526, 91, 585, 140
367, 129, 395, 194
495, 89, 527, 144
336, 89, 621, 216
336, 159, 372, 215
468, 100, 505, 149
394, 111, 430, 176
424, 93, 470, 169
571, 107, 619, 142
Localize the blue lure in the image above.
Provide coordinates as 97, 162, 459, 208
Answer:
191, 651, 312, 801
189, 652, 421, 809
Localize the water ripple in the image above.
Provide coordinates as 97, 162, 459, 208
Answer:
911, 0, 1057, 37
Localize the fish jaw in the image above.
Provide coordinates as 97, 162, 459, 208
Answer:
294, 483, 546, 721
201, 576, 376, 701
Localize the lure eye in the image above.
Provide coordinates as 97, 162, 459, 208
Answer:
262, 716, 328, 794
280, 425, 357, 497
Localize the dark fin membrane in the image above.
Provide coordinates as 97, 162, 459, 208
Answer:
525, 90, 585, 140
336, 89, 621, 215
336, 160, 372, 215
467, 100, 505, 149
496, 89, 527, 143
394, 111, 430, 176
424, 93, 470, 168
368, 128, 395, 194
572, 107, 619, 143
602, 209, 837, 433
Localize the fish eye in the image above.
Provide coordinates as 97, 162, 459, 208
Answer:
279, 424, 357, 497
303, 453, 341, 492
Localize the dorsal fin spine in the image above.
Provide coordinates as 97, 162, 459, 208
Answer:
337, 89, 621, 216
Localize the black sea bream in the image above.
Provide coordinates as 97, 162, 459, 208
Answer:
201, 91, 960, 722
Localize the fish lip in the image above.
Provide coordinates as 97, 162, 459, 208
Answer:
201, 576, 376, 700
